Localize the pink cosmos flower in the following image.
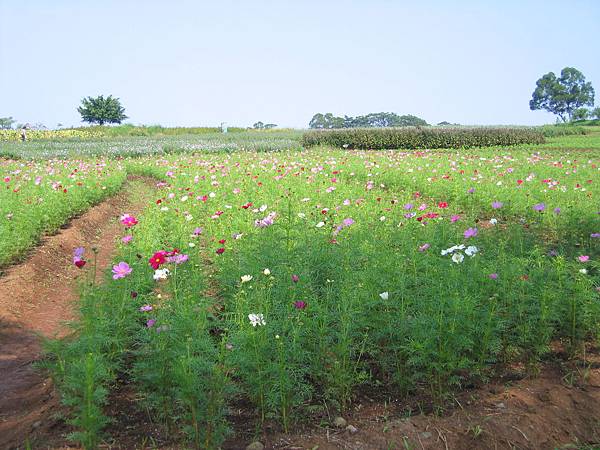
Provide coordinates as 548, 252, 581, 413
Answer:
450, 215, 460, 223
140, 305, 153, 312
464, 227, 478, 239
578, 255, 590, 263
492, 201, 503, 209
291, 274, 299, 283
489, 273, 498, 280
418, 243, 430, 252
112, 262, 132, 279
122, 235, 133, 244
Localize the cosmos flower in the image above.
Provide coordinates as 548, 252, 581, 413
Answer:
379, 292, 389, 300
451, 253, 465, 264
120, 214, 138, 228
149, 251, 167, 269
153, 268, 170, 280
492, 201, 503, 209
112, 262, 132, 279
241, 274, 253, 283
294, 301, 307, 309
533, 203, 546, 212
464, 227, 478, 239
578, 255, 589, 263
248, 313, 266, 327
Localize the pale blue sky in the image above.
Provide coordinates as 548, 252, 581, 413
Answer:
1, 0, 599, 128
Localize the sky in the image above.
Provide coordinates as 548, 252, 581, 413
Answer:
1, 0, 599, 129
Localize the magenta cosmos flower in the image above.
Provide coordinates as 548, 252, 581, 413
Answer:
112, 262, 132, 279
120, 214, 138, 227
578, 255, 590, 263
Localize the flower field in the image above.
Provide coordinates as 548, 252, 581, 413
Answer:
0, 130, 599, 448
0, 158, 126, 267
9, 138, 589, 449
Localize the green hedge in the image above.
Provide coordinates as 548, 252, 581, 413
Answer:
302, 127, 545, 150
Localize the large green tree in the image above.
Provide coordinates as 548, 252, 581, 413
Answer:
529, 67, 595, 122
0, 116, 16, 129
77, 95, 128, 125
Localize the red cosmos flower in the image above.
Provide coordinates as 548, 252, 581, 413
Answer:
517, 180, 523, 185
241, 202, 253, 209
218, 239, 226, 244
75, 260, 86, 268
200, 195, 208, 202
216, 247, 225, 255
438, 202, 448, 208
149, 251, 167, 269
156, 199, 162, 204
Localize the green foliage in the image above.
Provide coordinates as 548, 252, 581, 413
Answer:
302, 127, 545, 149
530, 67, 595, 122
0, 116, 16, 129
538, 125, 587, 137
77, 95, 128, 126
572, 108, 590, 121
309, 112, 428, 129
592, 107, 600, 120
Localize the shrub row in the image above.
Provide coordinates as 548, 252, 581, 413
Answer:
302, 127, 545, 150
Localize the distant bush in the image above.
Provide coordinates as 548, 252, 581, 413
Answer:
302, 127, 545, 150
538, 125, 588, 137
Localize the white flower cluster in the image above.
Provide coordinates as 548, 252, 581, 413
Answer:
441, 244, 478, 264
248, 313, 266, 327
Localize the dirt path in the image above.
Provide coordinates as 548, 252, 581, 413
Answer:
0, 176, 154, 450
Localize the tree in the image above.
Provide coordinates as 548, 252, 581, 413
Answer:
309, 113, 344, 129
253, 121, 265, 130
529, 67, 595, 122
263, 123, 277, 129
591, 107, 600, 120
77, 95, 128, 125
0, 116, 16, 129
571, 108, 589, 121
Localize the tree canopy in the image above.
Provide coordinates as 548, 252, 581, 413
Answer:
0, 116, 16, 129
308, 112, 428, 129
77, 95, 128, 125
529, 67, 595, 122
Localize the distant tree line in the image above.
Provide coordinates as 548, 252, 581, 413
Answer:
308, 112, 428, 129
252, 121, 277, 130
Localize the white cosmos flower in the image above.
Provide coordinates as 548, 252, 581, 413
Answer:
259, 204, 268, 212
209, 192, 216, 198
451, 253, 465, 264
153, 268, 170, 280
316, 221, 325, 228
263, 268, 271, 276
379, 291, 389, 300
579, 268, 588, 274
298, 212, 306, 219
248, 313, 266, 327
490, 218, 498, 225
465, 245, 478, 257
181, 195, 188, 202
380, 216, 386, 221
241, 274, 253, 283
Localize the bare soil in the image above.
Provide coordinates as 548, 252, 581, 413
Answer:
0, 176, 155, 450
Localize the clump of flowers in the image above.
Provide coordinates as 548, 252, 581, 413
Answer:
248, 313, 266, 327
255, 211, 277, 228
73, 247, 86, 268
120, 214, 138, 228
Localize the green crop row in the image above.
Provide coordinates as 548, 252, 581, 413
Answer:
302, 127, 546, 150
